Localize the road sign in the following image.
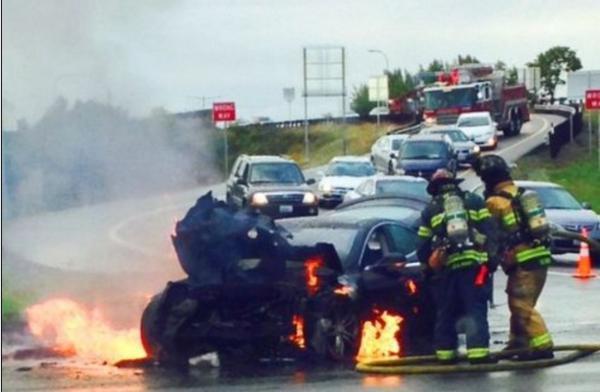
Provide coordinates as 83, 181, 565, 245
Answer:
585, 90, 600, 110
212, 102, 236, 122
368, 75, 389, 102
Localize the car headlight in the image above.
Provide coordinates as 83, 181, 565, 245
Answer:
250, 192, 269, 206
424, 116, 435, 125
472, 145, 480, 153
319, 182, 332, 193
302, 192, 317, 204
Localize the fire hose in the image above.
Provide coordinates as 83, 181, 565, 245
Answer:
356, 344, 600, 374
551, 227, 600, 252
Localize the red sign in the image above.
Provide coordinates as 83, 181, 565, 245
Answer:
212, 102, 236, 122
585, 90, 600, 110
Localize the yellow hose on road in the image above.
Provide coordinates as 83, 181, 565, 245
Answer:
356, 344, 600, 374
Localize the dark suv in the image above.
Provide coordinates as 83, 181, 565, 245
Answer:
226, 155, 318, 219
394, 134, 458, 179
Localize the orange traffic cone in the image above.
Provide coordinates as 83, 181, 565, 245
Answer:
573, 227, 597, 279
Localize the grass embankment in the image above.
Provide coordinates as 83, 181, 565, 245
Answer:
226, 122, 393, 169
1, 284, 33, 326
513, 125, 600, 214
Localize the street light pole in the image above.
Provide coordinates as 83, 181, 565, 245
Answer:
368, 49, 389, 72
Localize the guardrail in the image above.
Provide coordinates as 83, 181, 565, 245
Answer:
387, 122, 423, 135
235, 113, 418, 130
533, 104, 583, 158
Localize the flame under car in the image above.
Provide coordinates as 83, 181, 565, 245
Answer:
141, 193, 435, 365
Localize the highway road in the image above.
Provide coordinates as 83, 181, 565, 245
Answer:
6, 113, 599, 391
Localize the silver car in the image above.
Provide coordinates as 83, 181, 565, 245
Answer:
370, 134, 410, 174
474, 180, 600, 260
343, 175, 430, 203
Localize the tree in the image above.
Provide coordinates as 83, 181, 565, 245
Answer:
426, 59, 445, 72
350, 84, 376, 119
387, 69, 411, 99
506, 67, 519, 86
457, 54, 480, 65
528, 46, 582, 100
494, 60, 507, 71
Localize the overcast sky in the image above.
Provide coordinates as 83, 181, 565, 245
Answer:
3, 0, 600, 125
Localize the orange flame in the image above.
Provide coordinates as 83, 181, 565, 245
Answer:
406, 279, 418, 295
333, 285, 353, 297
305, 257, 323, 295
289, 315, 305, 349
356, 308, 403, 361
25, 298, 145, 364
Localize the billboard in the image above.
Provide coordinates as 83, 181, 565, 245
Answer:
567, 70, 600, 100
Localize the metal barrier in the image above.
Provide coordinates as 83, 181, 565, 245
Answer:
534, 104, 583, 158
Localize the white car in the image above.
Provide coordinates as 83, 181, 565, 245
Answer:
344, 175, 429, 203
317, 156, 376, 208
370, 134, 410, 174
456, 112, 498, 149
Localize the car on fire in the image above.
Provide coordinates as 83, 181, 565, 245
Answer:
226, 155, 318, 219
141, 193, 435, 365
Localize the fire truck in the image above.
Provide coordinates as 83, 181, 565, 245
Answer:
422, 64, 529, 137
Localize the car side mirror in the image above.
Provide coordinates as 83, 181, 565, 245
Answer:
581, 202, 592, 210
236, 178, 247, 185
390, 152, 397, 159
306, 178, 316, 185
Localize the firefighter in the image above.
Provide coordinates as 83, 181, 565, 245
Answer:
417, 169, 498, 364
473, 155, 554, 361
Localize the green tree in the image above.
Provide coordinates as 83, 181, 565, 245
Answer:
457, 54, 480, 65
386, 69, 410, 99
350, 84, 376, 119
506, 67, 519, 86
494, 60, 507, 70
427, 59, 445, 72
528, 46, 582, 100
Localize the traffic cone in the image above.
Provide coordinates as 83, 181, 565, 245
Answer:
573, 227, 596, 279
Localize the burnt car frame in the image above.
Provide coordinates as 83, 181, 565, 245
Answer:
141, 193, 434, 365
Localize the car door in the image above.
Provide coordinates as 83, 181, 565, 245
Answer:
231, 161, 249, 207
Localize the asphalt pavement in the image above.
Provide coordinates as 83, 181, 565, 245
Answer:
4, 113, 599, 391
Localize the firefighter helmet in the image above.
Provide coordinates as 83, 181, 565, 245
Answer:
426, 168, 460, 195
473, 155, 510, 182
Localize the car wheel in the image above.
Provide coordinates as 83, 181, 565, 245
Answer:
309, 301, 360, 361
140, 295, 162, 359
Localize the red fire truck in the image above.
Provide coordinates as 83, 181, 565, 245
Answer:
422, 64, 529, 137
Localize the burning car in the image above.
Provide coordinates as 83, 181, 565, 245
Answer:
141, 192, 434, 365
